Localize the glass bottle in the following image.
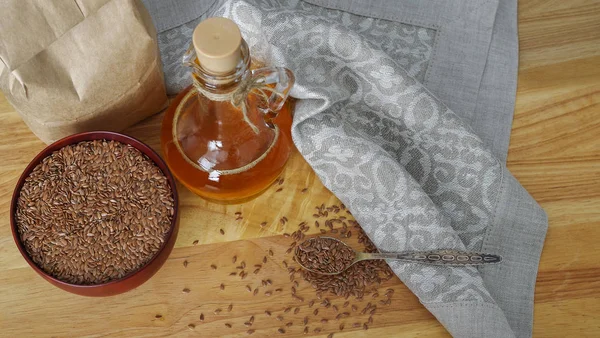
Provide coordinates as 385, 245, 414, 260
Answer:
160, 17, 295, 203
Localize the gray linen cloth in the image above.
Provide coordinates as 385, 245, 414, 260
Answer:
142, 0, 548, 337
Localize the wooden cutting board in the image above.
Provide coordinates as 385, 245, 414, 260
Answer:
0, 111, 447, 337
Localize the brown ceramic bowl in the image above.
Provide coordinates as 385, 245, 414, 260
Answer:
10, 131, 179, 297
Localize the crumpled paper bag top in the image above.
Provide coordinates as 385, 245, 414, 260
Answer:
0, 0, 167, 143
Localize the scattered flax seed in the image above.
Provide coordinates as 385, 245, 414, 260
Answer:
308, 300, 315, 307
363, 323, 369, 330
229, 272, 237, 276
284, 307, 292, 313
260, 221, 268, 228
339, 323, 345, 331
214, 308, 222, 314
253, 288, 259, 296
210, 264, 217, 270
286, 322, 293, 327
303, 316, 308, 325
241, 261, 246, 269
283, 233, 290, 238
332, 305, 339, 313
265, 310, 272, 316
283, 260, 288, 268
313, 309, 319, 316
268, 249, 274, 256
275, 288, 283, 292
372, 292, 379, 298
303, 327, 309, 334
247, 329, 255, 335
225, 323, 232, 328
263, 256, 268, 263
183, 260, 188, 267
277, 315, 284, 321
343, 301, 349, 308
200, 313, 204, 321
182, 288, 190, 294
187, 324, 195, 330
265, 291, 272, 296
283, 216, 288, 222
321, 319, 328, 324
314, 328, 322, 333
232, 256, 237, 264
294, 307, 300, 314
193, 240, 199, 245
266, 279, 273, 285
353, 323, 361, 328
219, 228, 225, 235
351, 305, 358, 312
254, 264, 262, 268
301, 188, 308, 193
220, 283, 225, 290
276, 188, 283, 192
254, 268, 261, 274
155, 314, 162, 319
278, 178, 285, 185
328, 334, 334, 338
244, 322, 252, 327
278, 328, 286, 334
228, 304, 233, 312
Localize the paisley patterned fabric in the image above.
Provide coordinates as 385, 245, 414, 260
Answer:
144, 0, 548, 336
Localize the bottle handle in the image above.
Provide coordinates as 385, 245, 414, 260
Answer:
251, 67, 295, 112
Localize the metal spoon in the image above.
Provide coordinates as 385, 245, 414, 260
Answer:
295, 237, 502, 275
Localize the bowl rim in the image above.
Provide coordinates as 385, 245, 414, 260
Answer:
10, 131, 179, 289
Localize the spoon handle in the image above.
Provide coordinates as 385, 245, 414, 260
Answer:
357, 249, 502, 266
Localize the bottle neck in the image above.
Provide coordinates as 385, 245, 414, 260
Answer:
187, 39, 252, 96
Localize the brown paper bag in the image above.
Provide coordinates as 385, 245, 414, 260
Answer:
0, 0, 168, 144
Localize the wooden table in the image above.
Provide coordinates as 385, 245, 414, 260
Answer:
1, 1, 599, 337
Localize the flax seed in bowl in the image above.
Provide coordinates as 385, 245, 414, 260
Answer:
10, 131, 179, 296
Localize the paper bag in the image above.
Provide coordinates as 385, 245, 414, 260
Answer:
0, 0, 168, 144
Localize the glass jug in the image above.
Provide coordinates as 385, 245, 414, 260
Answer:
160, 17, 295, 203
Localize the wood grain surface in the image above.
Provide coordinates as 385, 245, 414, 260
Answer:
1, 0, 599, 336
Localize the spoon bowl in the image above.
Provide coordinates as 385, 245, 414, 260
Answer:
295, 237, 503, 276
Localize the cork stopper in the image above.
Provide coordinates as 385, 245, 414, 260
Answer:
192, 17, 242, 75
